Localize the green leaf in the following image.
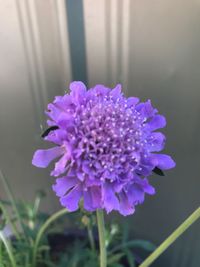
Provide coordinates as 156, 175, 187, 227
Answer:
110, 239, 156, 255
108, 252, 125, 265
0, 231, 17, 267
124, 240, 156, 251
124, 249, 136, 267
109, 264, 124, 267
37, 259, 56, 267
0, 200, 12, 206
37, 245, 50, 252
122, 223, 129, 243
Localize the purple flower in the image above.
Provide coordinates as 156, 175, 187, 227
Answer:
32, 82, 175, 216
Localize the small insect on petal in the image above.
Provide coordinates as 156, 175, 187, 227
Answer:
41, 126, 59, 138
153, 167, 165, 176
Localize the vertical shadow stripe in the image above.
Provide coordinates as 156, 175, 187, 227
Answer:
117, 0, 123, 84
105, 0, 111, 85
15, 0, 45, 130
66, 0, 87, 83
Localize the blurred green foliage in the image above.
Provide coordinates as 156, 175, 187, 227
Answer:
0, 171, 156, 267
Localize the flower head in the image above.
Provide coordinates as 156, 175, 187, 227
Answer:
32, 82, 175, 216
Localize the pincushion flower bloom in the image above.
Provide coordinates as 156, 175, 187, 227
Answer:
32, 82, 175, 216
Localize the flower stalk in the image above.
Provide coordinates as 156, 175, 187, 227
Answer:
0, 231, 17, 267
87, 224, 96, 252
97, 209, 107, 267
32, 208, 68, 267
0, 170, 27, 240
139, 206, 200, 267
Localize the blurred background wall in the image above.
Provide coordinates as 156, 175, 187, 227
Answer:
0, 0, 200, 266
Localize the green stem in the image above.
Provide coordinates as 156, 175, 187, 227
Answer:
0, 203, 20, 240
32, 208, 68, 267
0, 231, 17, 267
96, 209, 107, 267
0, 240, 2, 263
0, 170, 26, 239
139, 206, 200, 267
87, 224, 95, 252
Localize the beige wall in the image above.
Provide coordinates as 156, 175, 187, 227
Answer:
0, 0, 72, 210
0, 1, 200, 266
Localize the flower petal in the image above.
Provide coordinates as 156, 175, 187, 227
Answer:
32, 147, 63, 168
127, 97, 139, 107
60, 184, 82, 211
118, 191, 135, 216
91, 84, 110, 98
148, 132, 166, 152
136, 100, 156, 118
44, 129, 67, 145
46, 103, 61, 122
51, 153, 70, 177
54, 94, 74, 111
51, 142, 72, 176
52, 176, 78, 197
136, 164, 152, 176
147, 115, 166, 131
127, 178, 155, 207
110, 84, 122, 100
150, 154, 176, 170
57, 113, 74, 129
102, 182, 119, 213
70, 81, 86, 103
139, 178, 155, 195
127, 185, 145, 205
83, 186, 102, 211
